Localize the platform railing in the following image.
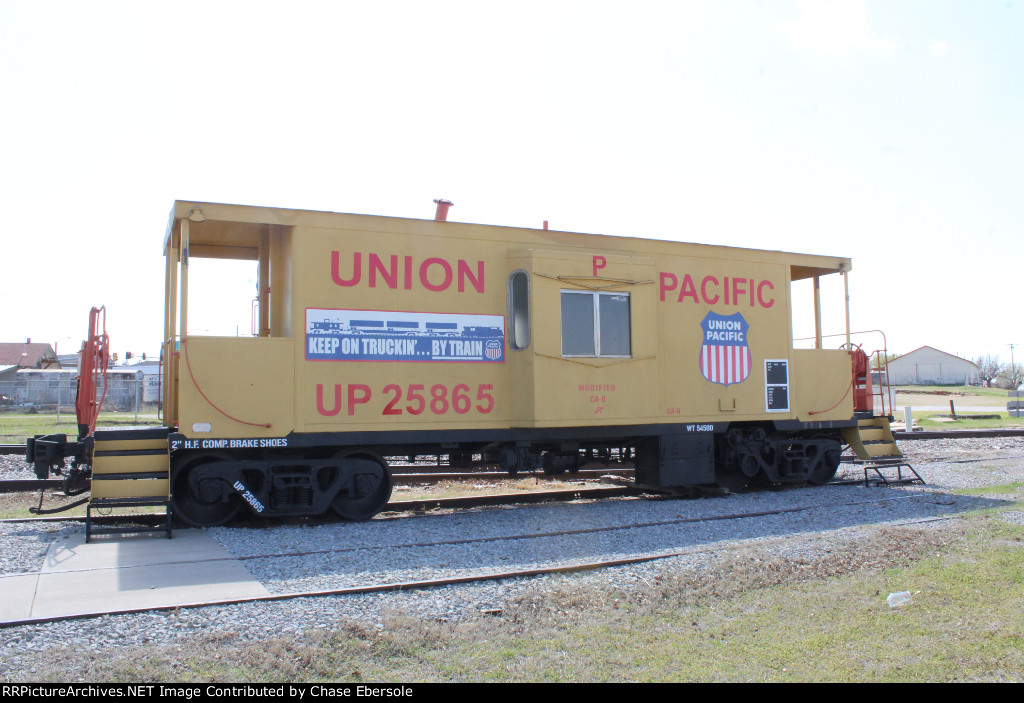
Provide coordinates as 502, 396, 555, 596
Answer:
794, 329, 895, 418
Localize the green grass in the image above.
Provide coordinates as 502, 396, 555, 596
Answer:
890, 384, 1023, 428
894, 385, 1010, 399
0, 490, 168, 520
915, 412, 1024, 430
17, 514, 1024, 682
951, 482, 1024, 497
0, 411, 162, 443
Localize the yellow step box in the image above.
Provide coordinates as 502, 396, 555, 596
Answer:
842, 416, 902, 460
90, 430, 171, 501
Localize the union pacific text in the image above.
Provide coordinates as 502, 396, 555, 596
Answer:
659, 272, 775, 308
332, 252, 485, 293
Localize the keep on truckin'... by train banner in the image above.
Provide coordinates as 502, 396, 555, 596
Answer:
306, 309, 505, 363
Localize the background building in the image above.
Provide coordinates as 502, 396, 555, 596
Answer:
0, 341, 59, 387
886, 346, 979, 386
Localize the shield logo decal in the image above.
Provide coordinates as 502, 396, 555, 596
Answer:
699, 311, 752, 386
485, 339, 504, 361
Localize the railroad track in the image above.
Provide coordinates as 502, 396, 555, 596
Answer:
892, 428, 1024, 439
2, 427, 1019, 497
0, 492, 936, 628
0, 479, 64, 493
0, 464, 906, 525
0, 483, 633, 524
0, 468, 633, 494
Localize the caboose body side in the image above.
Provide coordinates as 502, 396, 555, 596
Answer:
142, 201, 859, 525
24, 200, 872, 530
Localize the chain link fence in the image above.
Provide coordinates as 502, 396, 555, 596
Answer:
0, 370, 160, 421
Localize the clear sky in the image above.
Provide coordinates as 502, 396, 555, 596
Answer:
2, 1, 1021, 365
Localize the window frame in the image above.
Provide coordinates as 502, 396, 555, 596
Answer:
507, 270, 531, 351
560, 289, 632, 359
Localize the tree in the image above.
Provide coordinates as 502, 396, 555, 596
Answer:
975, 355, 1002, 387
872, 352, 899, 369
995, 362, 1023, 390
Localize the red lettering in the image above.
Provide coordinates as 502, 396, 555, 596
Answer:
430, 384, 449, 414
700, 276, 719, 305
347, 384, 372, 415
732, 277, 747, 306
382, 384, 402, 415
403, 255, 413, 289
457, 259, 485, 293
420, 258, 453, 291
316, 384, 342, 416
320, 383, 497, 416
658, 271, 776, 308
593, 255, 607, 277
331, 251, 361, 287
659, 272, 678, 302
476, 384, 495, 414
333, 252, 484, 293
676, 274, 698, 303
452, 384, 471, 414
406, 384, 426, 415
369, 254, 397, 288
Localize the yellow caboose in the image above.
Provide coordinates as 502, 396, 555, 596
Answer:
31, 200, 881, 530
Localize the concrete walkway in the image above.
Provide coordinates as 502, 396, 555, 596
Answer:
0, 529, 269, 625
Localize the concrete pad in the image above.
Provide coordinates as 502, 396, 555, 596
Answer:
0, 574, 40, 623
42, 528, 238, 573
2, 529, 270, 623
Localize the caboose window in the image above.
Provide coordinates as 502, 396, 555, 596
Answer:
561, 290, 631, 358
508, 271, 531, 350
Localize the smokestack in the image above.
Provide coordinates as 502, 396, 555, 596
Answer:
433, 199, 453, 222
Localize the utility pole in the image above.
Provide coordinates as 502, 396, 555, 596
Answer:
1011, 344, 1019, 390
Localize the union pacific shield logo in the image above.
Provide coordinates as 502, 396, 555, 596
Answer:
699, 311, 752, 386
485, 339, 503, 360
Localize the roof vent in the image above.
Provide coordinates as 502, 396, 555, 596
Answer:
433, 199, 453, 222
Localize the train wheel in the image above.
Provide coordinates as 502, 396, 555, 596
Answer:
809, 446, 842, 485
330, 452, 393, 521
171, 454, 241, 527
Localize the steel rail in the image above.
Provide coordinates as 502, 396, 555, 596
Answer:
0, 469, 633, 495
893, 428, 1024, 439
0, 479, 63, 493
393, 468, 632, 483
0, 484, 633, 524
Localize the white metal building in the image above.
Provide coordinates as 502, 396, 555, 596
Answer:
886, 346, 979, 386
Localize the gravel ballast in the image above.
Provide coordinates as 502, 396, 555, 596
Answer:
1, 437, 1023, 680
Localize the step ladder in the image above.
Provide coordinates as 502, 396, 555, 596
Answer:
86, 427, 173, 542
841, 416, 924, 487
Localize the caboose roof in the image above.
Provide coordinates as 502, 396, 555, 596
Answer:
165, 200, 851, 281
